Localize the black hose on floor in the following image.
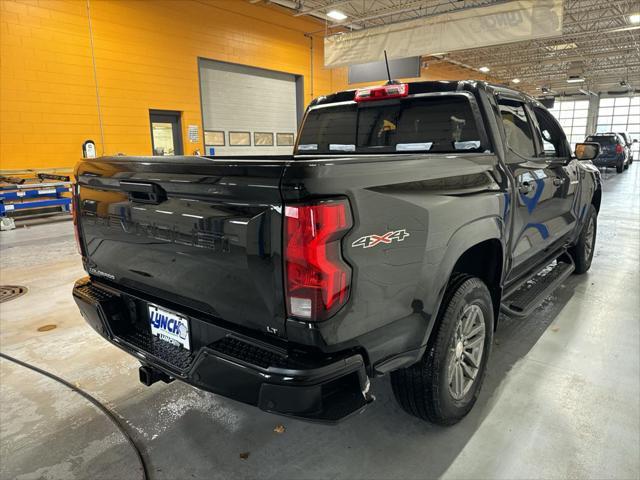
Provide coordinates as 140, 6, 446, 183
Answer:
0, 352, 149, 480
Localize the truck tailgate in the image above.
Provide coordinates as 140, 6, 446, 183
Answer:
75, 156, 288, 337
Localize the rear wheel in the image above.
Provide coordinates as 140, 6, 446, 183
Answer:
624, 160, 629, 170
391, 274, 493, 425
616, 159, 624, 173
570, 204, 597, 274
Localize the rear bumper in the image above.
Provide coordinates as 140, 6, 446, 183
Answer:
593, 155, 623, 167
73, 277, 371, 423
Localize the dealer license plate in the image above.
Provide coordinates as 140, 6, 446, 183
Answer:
148, 304, 190, 350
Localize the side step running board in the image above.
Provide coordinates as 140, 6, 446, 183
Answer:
501, 259, 575, 318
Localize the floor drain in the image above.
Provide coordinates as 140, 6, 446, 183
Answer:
37, 324, 57, 332
0, 286, 28, 303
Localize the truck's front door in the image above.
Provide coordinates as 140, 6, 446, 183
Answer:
497, 96, 567, 279
530, 104, 580, 245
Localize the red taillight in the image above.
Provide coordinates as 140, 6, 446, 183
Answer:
355, 83, 408, 102
284, 199, 353, 321
616, 144, 624, 154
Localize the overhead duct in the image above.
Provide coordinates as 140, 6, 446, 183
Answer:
324, 0, 564, 68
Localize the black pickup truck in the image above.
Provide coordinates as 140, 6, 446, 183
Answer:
72, 80, 602, 425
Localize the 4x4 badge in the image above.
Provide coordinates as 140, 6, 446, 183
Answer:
352, 229, 410, 249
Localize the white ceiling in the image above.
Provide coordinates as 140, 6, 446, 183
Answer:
262, 0, 640, 95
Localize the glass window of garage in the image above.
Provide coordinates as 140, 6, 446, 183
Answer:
596, 96, 640, 158
547, 99, 589, 151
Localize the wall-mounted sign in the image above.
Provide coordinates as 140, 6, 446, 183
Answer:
324, 0, 564, 67
82, 140, 96, 159
188, 125, 199, 143
349, 57, 420, 84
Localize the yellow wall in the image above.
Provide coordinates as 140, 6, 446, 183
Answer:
1, 0, 337, 170
1, 0, 501, 171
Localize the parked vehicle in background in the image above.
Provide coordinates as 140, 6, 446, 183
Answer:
72, 80, 602, 426
615, 132, 636, 164
585, 133, 629, 173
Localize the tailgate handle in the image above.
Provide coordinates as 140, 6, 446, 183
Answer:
120, 181, 167, 204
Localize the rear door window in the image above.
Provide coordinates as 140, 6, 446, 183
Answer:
498, 98, 536, 158
586, 135, 616, 145
296, 95, 485, 154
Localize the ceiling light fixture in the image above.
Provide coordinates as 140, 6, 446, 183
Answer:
326, 10, 347, 21
567, 77, 585, 83
479, 66, 490, 73
429, 52, 447, 56
629, 13, 640, 24
512, 78, 521, 84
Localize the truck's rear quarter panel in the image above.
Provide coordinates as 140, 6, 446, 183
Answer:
282, 154, 506, 366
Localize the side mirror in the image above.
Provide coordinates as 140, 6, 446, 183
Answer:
575, 142, 599, 161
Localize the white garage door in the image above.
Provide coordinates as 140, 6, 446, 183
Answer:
199, 59, 300, 156
596, 96, 640, 158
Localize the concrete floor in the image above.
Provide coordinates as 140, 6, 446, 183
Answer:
1, 166, 639, 480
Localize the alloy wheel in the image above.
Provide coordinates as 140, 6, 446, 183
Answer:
584, 216, 595, 260
447, 304, 486, 400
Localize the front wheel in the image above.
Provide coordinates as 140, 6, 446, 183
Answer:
391, 274, 493, 425
570, 204, 597, 274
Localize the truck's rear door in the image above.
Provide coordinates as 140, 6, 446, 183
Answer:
75, 155, 288, 337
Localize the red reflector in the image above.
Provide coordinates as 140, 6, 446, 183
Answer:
284, 199, 353, 321
355, 83, 408, 102
615, 144, 624, 154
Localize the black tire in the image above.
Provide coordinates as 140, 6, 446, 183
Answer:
624, 161, 629, 170
570, 204, 597, 274
616, 160, 624, 173
390, 274, 493, 425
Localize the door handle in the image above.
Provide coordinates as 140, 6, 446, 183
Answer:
519, 181, 533, 194
552, 177, 564, 186
120, 181, 167, 204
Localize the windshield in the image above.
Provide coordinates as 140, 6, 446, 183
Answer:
586, 135, 617, 145
296, 95, 485, 155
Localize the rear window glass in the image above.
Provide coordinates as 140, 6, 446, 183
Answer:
296, 96, 485, 155
586, 135, 617, 144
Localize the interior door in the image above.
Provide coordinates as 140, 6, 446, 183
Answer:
497, 96, 565, 278
150, 110, 183, 156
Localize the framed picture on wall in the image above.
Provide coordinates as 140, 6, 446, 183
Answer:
229, 131, 251, 146
254, 132, 274, 146
276, 133, 295, 146
204, 130, 225, 146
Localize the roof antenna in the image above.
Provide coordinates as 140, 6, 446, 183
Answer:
383, 50, 399, 85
